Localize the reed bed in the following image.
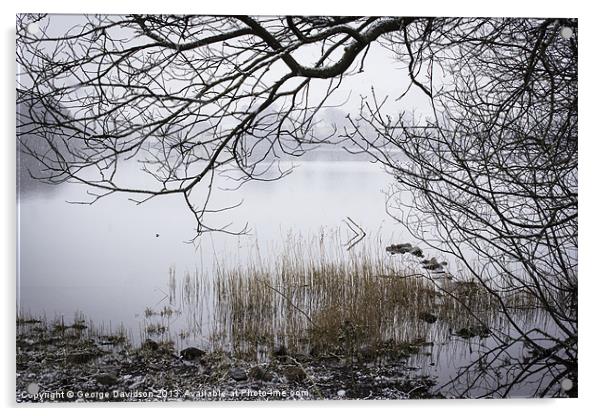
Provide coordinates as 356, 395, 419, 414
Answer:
18, 230, 541, 364
169, 231, 538, 360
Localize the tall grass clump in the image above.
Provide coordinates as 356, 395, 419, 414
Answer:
174, 230, 538, 360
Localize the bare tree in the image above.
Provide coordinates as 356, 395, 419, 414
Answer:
343, 18, 577, 397
17, 15, 577, 396
17, 14, 428, 236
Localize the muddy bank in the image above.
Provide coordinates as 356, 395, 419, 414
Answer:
16, 319, 440, 402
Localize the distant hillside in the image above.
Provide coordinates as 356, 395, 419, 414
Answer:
16, 91, 72, 196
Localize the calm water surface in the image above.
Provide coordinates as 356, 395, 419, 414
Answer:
18, 161, 404, 324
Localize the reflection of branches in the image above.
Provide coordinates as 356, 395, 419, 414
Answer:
343, 18, 577, 397
343, 216, 366, 251
439, 327, 577, 398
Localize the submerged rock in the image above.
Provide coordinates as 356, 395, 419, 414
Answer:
248, 365, 273, 381
71, 321, 88, 331
408, 247, 424, 257
95, 373, 118, 386
229, 367, 248, 381
67, 351, 101, 365
180, 347, 206, 361
272, 344, 287, 357
421, 257, 448, 271
454, 325, 491, 339
99, 335, 127, 346
386, 243, 423, 257
283, 366, 306, 383
141, 339, 159, 351
17, 318, 42, 325
418, 312, 438, 324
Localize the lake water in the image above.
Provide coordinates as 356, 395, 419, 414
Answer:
17, 160, 408, 325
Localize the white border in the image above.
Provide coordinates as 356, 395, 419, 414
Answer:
2, 1, 598, 415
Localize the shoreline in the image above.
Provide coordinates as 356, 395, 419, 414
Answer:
16, 317, 440, 402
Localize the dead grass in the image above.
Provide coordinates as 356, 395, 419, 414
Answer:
172, 232, 537, 360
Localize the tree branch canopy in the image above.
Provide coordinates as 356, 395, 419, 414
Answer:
16, 14, 426, 234
343, 17, 577, 397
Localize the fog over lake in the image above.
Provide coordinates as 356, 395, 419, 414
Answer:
18, 155, 406, 325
